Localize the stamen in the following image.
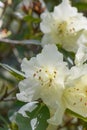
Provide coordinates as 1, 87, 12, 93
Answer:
33, 73, 36, 77
80, 98, 82, 102
39, 76, 42, 80
39, 69, 42, 72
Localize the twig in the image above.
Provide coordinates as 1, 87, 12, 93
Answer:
0, 39, 41, 45
7, 86, 18, 96
0, 86, 18, 102
3, 97, 17, 101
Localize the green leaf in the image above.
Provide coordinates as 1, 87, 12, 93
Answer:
0, 115, 8, 126
66, 108, 87, 122
73, 2, 87, 11
24, 15, 41, 23
0, 115, 9, 130
0, 63, 25, 80
0, 126, 9, 130
57, 45, 75, 68
16, 114, 32, 130
16, 102, 50, 130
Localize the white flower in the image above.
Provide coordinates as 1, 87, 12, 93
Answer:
17, 44, 69, 125
75, 31, 87, 66
63, 64, 87, 118
75, 45, 87, 66
40, 0, 87, 52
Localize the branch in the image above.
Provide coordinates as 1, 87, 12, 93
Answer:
0, 39, 41, 45
0, 86, 18, 102
7, 86, 18, 96
3, 97, 17, 102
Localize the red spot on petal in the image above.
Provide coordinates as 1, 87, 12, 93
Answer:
33, 73, 36, 77
39, 69, 42, 72
80, 98, 82, 102
85, 102, 87, 106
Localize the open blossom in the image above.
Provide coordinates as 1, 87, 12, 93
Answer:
16, 44, 69, 125
40, 0, 87, 52
63, 64, 87, 118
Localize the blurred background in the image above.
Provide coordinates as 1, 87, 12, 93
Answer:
0, 0, 87, 129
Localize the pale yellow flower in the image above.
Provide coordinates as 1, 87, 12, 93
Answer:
63, 64, 87, 118
40, 0, 87, 52
17, 44, 69, 125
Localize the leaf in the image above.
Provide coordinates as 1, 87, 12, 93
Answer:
16, 102, 50, 130
0, 63, 25, 80
0, 115, 9, 130
73, 2, 87, 11
0, 126, 8, 130
16, 114, 32, 130
24, 15, 41, 23
57, 45, 75, 68
0, 115, 8, 126
66, 108, 87, 122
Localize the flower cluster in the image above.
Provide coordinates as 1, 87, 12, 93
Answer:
40, 0, 87, 52
17, 0, 87, 127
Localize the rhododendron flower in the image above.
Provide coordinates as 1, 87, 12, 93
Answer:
63, 64, 87, 118
75, 31, 87, 65
17, 44, 69, 125
40, 0, 87, 52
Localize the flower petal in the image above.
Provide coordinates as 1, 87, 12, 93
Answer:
53, 0, 77, 20
63, 75, 87, 117
47, 105, 65, 125
16, 78, 41, 102
37, 44, 63, 66
21, 57, 40, 78
75, 45, 87, 66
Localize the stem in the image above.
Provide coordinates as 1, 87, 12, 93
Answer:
0, 86, 18, 102
0, 39, 41, 45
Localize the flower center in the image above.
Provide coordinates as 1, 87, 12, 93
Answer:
58, 21, 67, 36
33, 68, 57, 87
57, 21, 76, 36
